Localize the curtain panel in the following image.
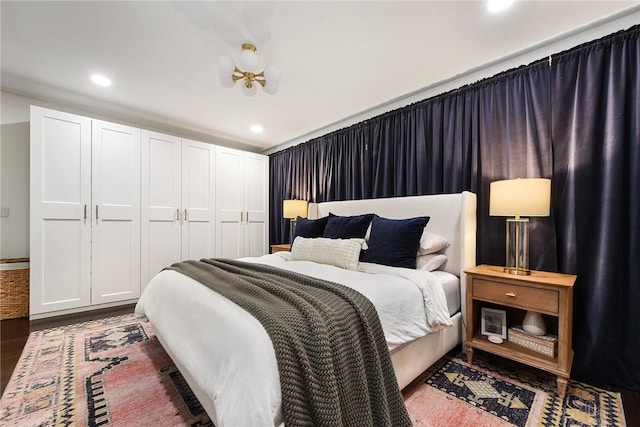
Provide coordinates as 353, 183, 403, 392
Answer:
269, 25, 640, 390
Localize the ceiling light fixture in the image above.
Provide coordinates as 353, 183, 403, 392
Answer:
487, 0, 515, 13
91, 74, 112, 87
250, 124, 264, 134
217, 43, 281, 96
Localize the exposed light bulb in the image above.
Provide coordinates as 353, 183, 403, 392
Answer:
91, 74, 112, 87
219, 74, 235, 88
250, 124, 263, 134
217, 53, 235, 76
242, 81, 257, 97
262, 81, 279, 95
263, 63, 282, 83
239, 48, 259, 72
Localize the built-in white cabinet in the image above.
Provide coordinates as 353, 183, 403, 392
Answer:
141, 132, 216, 289
30, 107, 140, 316
30, 107, 268, 318
215, 146, 269, 258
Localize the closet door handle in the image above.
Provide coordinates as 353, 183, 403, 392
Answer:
84, 204, 87, 220
176, 208, 180, 221
184, 209, 188, 221
95, 205, 99, 221
240, 211, 244, 223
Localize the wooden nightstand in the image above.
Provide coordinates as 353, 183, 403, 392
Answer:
270, 244, 291, 253
465, 264, 576, 398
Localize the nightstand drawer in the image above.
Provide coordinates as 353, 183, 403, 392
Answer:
473, 279, 559, 314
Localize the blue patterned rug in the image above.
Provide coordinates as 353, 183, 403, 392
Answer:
405, 352, 626, 426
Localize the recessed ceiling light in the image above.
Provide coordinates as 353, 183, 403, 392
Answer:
487, 0, 515, 13
91, 74, 112, 87
250, 124, 263, 134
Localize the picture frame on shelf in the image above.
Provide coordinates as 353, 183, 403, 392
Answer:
481, 307, 507, 339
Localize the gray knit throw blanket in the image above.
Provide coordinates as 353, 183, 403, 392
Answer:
168, 258, 412, 427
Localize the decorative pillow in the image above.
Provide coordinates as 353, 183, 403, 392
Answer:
290, 237, 366, 271
362, 215, 430, 269
293, 216, 328, 240
416, 253, 448, 271
417, 231, 449, 255
323, 213, 374, 239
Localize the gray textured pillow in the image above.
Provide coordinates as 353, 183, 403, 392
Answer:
290, 237, 367, 271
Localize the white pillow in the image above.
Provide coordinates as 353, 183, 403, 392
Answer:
418, 231, 449, 255
416, 253, 448, 271
290, 237, 367, 271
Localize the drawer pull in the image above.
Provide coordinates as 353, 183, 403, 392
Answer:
505, 292, 516, 298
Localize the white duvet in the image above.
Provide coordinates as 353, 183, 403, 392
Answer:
134, 253, 453, 427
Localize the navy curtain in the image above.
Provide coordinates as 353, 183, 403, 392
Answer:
550, 27, 640, 388
269, 25, 640, 390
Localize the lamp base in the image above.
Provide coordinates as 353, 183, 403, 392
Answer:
503, 266, 531, 275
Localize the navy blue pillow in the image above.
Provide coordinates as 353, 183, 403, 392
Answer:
293, 216, 328, 240
323, 213, 374, 239
362, 215, 430, 268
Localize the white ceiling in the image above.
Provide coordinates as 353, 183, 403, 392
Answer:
1, 1, 638, 151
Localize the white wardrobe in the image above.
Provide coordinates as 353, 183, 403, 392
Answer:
140, 132, 219, 289
215, 146, 269, 259
30, 107, 141, 316
30, 106, 269, 318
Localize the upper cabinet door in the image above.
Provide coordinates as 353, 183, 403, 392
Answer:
30, 106, 92, 314
181, 139, 216, 262
244, 153, 269, 257
215, 146, 244, 258
91, 120, 141, 304
141, 130, 182, 289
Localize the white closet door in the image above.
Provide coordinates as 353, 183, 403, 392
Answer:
244, 153, 269, 257
215, 146, 244, 258
181, 139, 216, 261
91, 121, 141, 304
30, 106, 91, 315
141, 131, 181, 289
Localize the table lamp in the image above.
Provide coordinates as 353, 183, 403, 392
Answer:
489, 178, 551, 275
283, 199, 308, 243
490, 178, 551, 335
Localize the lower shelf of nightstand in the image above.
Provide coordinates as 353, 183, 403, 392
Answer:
466, 331, 572, 377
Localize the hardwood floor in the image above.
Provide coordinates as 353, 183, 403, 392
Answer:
2, 306, 639, 426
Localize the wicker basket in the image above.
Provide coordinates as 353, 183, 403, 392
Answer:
0, 258, 29, 320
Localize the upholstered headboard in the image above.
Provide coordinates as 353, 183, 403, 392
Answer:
307, 191, 477, 289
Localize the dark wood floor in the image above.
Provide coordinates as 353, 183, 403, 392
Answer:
2, 306, 639, 426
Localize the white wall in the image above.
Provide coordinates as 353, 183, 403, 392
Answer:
0, 92, 31, 258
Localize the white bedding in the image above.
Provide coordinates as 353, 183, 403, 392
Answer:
134, 253, 454, 427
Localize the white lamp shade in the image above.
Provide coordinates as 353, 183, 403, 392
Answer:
217, 53, 235, 76
239, 48, 259, 72
490, 178, 551, 217
283, 200, 308, 219
219, 74, 235, 88
241, 82, 257, 96
262, 81, 279, 95
263, 63, 282, 83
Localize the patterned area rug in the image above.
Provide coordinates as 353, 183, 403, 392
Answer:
405, 353, 626, 427
0, 314, 626, 426
0, 314, 212, 426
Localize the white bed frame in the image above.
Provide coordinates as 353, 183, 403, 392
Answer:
155, 192, 476, 423
308, 191, 477, 389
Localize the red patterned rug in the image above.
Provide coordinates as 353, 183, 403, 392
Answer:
0, 314, 626, 426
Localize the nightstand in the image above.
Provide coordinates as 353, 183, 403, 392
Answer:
270, 244, 291, 253
465, 264, 576, 398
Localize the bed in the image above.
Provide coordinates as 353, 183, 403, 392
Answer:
135, 191, 477, 426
